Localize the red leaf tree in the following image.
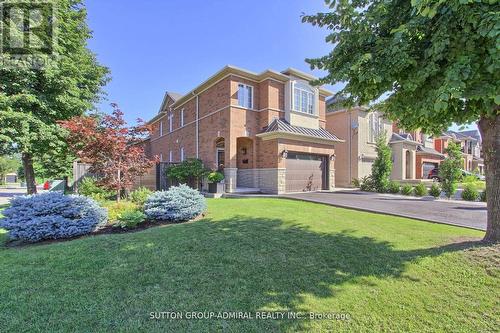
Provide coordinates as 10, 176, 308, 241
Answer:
60, 104, 157, 201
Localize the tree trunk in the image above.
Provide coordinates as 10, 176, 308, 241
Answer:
478, 114, 500, 243
22, 152, 37, 195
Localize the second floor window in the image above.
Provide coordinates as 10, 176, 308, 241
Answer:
180, 109, 184, 127
159, 121, 163, 136
293, 82, 315, 115
237, 83, 253, 109
168, 113, 173, 132
369, 113, 384, 143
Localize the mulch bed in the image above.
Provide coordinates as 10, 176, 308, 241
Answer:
3, 213, 206, 248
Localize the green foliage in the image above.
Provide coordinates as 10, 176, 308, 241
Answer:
371, 133, 393, 192
387, 181, 400, 194
0, 0, 109, 186
439, 142, 463, 198
166, 159, 209, 186
78, 178, 114, 202
461, 183, 479, 201
102, 201, 138, 223
359, 176, 376, 192
480, 190, 487, 202
462, 175, 478, 183
401, 184, 414, 196
207, 171, 224, 183
429, 183, 441, 198
130, 187, 152, 207
352, 178, 361, 188
0, 155, 20, 184
414, 183, 428, 197
116, 210, 147, 229
302, 0, 499, 134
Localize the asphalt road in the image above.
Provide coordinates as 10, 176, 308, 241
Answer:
282, 190, 487, 231
0, 188, 27, 206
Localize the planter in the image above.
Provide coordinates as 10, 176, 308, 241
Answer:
208, 182, 225, 194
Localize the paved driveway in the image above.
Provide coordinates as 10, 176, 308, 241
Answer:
282, 190, 487, 231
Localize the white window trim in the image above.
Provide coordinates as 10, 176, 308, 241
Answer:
160, 153, 163, 162
291, 81, 317, 115
169, 112, 173, 133
180, 147, 185, 161
169, 150, 173, 162
237, 83, 253, 109
216, 147, 224, 167
180, 108, 184, 127
159, 121, 163, 136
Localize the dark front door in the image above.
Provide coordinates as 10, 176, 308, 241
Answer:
285, 153, 326, 192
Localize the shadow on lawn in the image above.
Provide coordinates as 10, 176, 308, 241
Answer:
121, 215, 483, 332
0, 213, 486, 332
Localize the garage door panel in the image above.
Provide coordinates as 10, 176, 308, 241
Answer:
285, 154, 326, 192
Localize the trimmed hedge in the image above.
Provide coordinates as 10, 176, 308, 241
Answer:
144, 184, 206, 222
0, 192, 107, 242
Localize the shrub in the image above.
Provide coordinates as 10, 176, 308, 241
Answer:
462, 175, 477, 183
439, 142, 462, 198
371, 133, 393, 192
359, 176, 376, 192
130, 187, 152, 206
351, 178, 360, 188
461, 183, 479, 201
414, 183, 427, 197
166, 158, 209, 187
116, 210, 146, 229
480, 190, 486, 202
387, 181, 400, 194
102, 201, 138, 222
401, 184, 413, 196
0, 192, 106, 242
144, 184, 206, 222
207, 171, 224, 183
429, 183, 441, 198
78, 177, 114, 201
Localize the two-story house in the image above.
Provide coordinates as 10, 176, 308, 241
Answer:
434, 130, 483, 174
146, 65, 342, 194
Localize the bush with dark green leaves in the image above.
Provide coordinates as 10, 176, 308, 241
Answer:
439, 142, 463, 198
144, 184, 206, 222
78, 177, 114, 201
401, 184, 413, 196
461, 183, 479, 201
352, 178, 361, 188
371, 133, 392, 192
429, 183, 441, 198
480, 190, 486, 202
359, 176, 376, 192
207, 171, 224, 183
0, 192, 107, 242
387, 181, 400, 194
414, 183, 427, 197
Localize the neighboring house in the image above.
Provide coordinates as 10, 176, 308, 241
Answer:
326, 107, 445, 186
434, 130, 483, 173
146, 65, 342, 194
325, 107, 392, 187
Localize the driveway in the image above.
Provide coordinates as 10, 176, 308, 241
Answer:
282, 190, 487, 231
0, 188, 27, 206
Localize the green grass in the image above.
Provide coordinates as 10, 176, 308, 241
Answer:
459, 180, 486, 191
0, 198, 497, 332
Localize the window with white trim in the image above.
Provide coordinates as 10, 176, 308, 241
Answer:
237, 83, 253, 109
160, 153, 163, 162
180, 109, 184, 127
293, 82, 315, 115
180, 147, 185, 161
159, 121, 163, 136
169, 150, 173, 162
168, 113, 173, 132
369, 113, 385, 142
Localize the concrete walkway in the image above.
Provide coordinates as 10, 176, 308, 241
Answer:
282, 190, 487, 231
0, 188, 27, 206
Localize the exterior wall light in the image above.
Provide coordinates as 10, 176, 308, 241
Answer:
330, 154, 336, 161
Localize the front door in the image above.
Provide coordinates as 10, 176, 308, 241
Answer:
216, 148, 225, 170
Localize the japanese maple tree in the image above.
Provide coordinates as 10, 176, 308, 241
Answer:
60, 104, 156, 201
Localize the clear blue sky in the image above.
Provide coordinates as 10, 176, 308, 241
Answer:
84, 0, 341, 123
84, 0, 476, 132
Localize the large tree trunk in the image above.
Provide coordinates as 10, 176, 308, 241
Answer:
22, 152, 37, 195
478, 114, 500, 243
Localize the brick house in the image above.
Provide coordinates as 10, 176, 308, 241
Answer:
146, 65, 342, 194
434, 130, 483, 174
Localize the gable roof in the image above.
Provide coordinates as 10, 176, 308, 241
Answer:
389, 133, 420, 146
416, 145, 445, 158
458, 129, 481, 142
258, 118, 343, 143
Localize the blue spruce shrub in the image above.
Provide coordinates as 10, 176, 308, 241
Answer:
144, 184, 206, 222
0, 192, 107, 243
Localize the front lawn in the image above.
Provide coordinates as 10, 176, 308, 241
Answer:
0, 198, 497, 332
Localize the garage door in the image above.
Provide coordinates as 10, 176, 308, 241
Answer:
285, 153, 326, 192
422, 162, 438, 179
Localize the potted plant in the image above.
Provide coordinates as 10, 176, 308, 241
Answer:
207, 171, 225, 193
